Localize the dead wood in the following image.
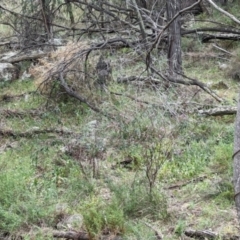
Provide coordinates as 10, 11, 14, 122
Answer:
0, 52, 49, 63
185, 229, 240, 240
198, 106, 237, 116
149, 66, 223, 102
200, 33, 240, 42
52, 230, 89, 240
206, 0, 240, 25
166, 176, 207, 190
0, 128, 74, 138
0, 92, 35, 102
143, 222, 163, 240
117, 76, 164, 85
59, 73, 116, 120
181, 27, 240, 36
54, 231, 122, 240
184, 52, 224, 60
0, 41, 11, 47
0, 108, 43, 118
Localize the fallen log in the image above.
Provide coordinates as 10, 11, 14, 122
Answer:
200, 33, 240, 42
0, 52, 49, 63
198, 106, 237, 116
185, 229, 240, 240
0, 41, 11, 47
0, 92, 35, 102
0, 108, 43, 118
0, 128, 75, 138
52, 230, 89, 240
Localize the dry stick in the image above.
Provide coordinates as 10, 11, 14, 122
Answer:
52, 230, 89, 240
0, 108, 44, 118
59, 73, 115, 120
0, 52, 49, 63
166, 176, 207, 190
0, 128, 74, 138
149, 65, 223, 102
0, 91, 35, 101
206, 0, 240, 25
198, 106, 237, 116
212, 43, 234, 55
185, 229, 240, 240
143, 222, 163, 240
110, 91, 153, 105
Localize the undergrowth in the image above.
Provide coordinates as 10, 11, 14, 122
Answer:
0, 9, 238, 238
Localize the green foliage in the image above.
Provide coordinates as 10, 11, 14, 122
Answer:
210, 142, 233, 174
108, 181, 168, 221
0, 150, 56, 232
81, 197, 125, 238
174, 219, 186, 237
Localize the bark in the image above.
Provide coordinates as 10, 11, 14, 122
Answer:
0, 52, 49, 63
0, 128, 74, 138
233, 94, 240, 224
166, 0, 182, 78
198, 106, 237, 116
185, 228, 240, 240
201, 33, 240, 42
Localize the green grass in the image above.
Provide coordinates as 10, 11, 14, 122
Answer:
0, 20, 239, 239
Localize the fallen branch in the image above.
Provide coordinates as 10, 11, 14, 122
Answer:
206, 0, 240, 25
0, 52, 49, 63
0, 128, 74, 138
143, 222, 163, 240
116, 76, 166, 86
185, 229, 218, 239
166, 176, 207, 190
181, 27, 240, 36
185, 229, 240, 240
200, 33, 240, 42
150, 66, 223, 102
0, 92, 35, 102
50, 230, 123, 240
0, 108, 44, 118
0, 41, 11, 47
52, 230, 89, 240
198, 106, 237, 116
59, 73, 116, 120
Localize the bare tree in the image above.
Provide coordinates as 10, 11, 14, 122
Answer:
234, 94, 240, 223
166, 0, 182, 79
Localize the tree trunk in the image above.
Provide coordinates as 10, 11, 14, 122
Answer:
166, 0, 182, 79
233, 93, 240, 223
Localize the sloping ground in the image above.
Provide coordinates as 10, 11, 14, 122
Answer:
0, 35, 239, 239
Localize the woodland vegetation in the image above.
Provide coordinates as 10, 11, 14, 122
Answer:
0, 0, 240, 239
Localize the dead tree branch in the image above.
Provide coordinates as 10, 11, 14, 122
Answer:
0, 108, 44, 118
52, 230, 89, 240
0, 128, 74, 138
147, 0, 203, 61
0, 52, 49, 63
198, 106, 237, 116
149, 66, 223, 102
59, 73, 115, 120
185, 229, 239, 240
206, 0, 240, 25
